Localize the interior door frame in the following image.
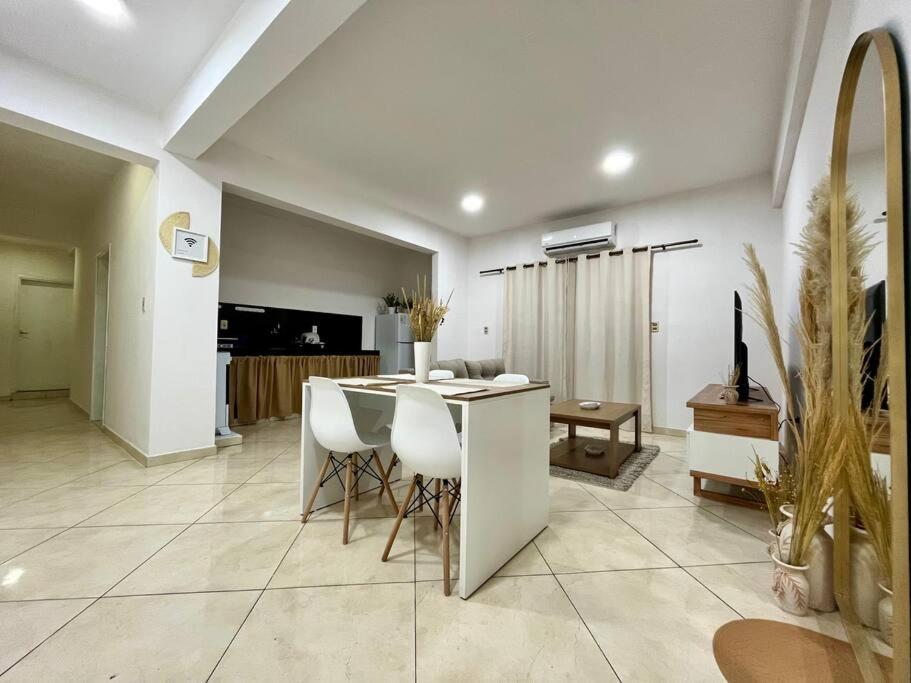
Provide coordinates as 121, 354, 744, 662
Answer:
13, 275, 75, 393
90, 246, 112, 422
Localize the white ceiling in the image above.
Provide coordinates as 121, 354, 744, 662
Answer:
225, 0, 798, 236
0, 122, 124, 216
0, 0, 244, 112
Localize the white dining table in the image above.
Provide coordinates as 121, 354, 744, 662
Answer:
299, 377, 551, 598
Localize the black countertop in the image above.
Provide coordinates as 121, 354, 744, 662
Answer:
227, 349, 380, 357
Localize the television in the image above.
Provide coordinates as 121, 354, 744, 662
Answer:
862, 280, 887, 411
734, 291, 750, 402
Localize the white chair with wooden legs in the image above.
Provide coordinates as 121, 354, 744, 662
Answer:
301, 376, 398, 544
382, 384, 462, 595
493, 373, 529, 384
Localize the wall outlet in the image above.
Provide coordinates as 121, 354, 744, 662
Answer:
650, 321, 659, 333
483, 325, 489, 335
220, 320, 228, 330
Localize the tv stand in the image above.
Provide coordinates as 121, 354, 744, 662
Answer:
686, 383, 780, 508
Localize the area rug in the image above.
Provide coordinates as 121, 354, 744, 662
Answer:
549, 438, 660, 491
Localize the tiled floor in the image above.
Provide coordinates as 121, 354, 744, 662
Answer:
0, 399, 854, 680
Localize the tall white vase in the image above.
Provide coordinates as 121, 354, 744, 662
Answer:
414, 341, 431, 383
776, 506, 835, 612
850, 527, 882, 627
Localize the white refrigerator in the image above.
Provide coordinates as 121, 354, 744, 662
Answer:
375, 313, 414, 374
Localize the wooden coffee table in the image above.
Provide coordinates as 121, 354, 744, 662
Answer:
549, 399, 642, 478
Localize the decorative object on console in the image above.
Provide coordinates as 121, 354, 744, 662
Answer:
402, 276, 452, 383
579, 401, 600, 410
721, 365, 740, 405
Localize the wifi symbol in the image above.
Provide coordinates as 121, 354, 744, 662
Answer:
184, 237, 198, 247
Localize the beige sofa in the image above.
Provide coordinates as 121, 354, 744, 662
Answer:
428, 357, 506, 380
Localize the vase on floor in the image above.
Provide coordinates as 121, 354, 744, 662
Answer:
775, 505, 835, 612
414, 341, 431, 383
850, 527, 881, 627
878, 580, 893, 646
771, 551, 810, 616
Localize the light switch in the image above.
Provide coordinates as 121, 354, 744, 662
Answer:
220, 320, 228, 330
650, 321, 659, 333
483, 326, 489, 335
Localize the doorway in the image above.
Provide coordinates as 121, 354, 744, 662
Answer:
15, 278, 74, 393
90, 249, 111, 422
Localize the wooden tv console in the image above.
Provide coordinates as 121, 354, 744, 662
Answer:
686, 383, 780, 508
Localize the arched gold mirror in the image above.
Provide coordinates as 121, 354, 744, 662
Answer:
831, 29, 908, 681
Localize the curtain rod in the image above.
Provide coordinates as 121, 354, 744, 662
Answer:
478, 238, 701, 276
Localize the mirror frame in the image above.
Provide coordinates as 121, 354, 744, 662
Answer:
831, 29, 908, 681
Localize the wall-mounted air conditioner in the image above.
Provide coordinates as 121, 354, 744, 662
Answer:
541, 222, 616, 257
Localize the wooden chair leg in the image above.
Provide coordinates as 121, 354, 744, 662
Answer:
372, 450, 398, 509
354, 453, 360, 501
342, 456, 354, 545
441, 479, 451, 596
383, 475, 418, 561
377, 454, 399, 497
433, 478, 441, 530
301, 453, 333, 523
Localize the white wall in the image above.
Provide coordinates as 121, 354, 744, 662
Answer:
466, 174, 785, 431
219, 195, 432, 350
780, 0, 911, 375
0, 240, 75, 397
72, 164, 158, 453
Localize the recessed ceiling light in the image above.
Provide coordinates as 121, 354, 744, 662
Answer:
461, 193, 485, 213
601, 150, 635, 175
74, 0, 131, 24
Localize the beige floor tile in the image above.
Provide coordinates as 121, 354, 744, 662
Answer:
0, 525, 185, 600
535, 511, 674, 573
643, 452, 690, 475
111, 521, 300, 595
0, 488, 44, 508
245, 455, 300, 483
308, 478, 408, 521
155, 457, 267, 484
686, 562, 847, 639
414, 515, 459, 582
214, 441, 294, 460
271, 517, 413, 588
211, 584, 414, 681
0, 599, 94, 674
0, 528, 64, 563
66, 459, 192, 486
615, 507, 770, 566
559, 568, 737, 681
3, 592, 258, 681
0, 460, 115, 489
80, 484, 237, 526
643, 472, 709, 504
494, 541, 552, 577
416, 575, 617, 682
0, 485, 145, 529
704, 504, 774, 541
549, 476, 606, 512
582, 475, 694, 510
643, 433, 688, 453
200, 482, 300, 522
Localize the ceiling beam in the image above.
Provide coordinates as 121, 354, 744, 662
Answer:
162, 0, 366, 159
771, 0, 831, 208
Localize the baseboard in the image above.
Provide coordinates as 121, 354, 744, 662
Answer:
100, 425, 215, 467
215, 433, 243, 449
652, 425, 687, 438
11, 389, 70, 400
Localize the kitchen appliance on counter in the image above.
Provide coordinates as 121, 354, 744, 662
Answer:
375, 313, 414, 374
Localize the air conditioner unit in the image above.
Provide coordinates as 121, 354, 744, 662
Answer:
541, 222, 616, 257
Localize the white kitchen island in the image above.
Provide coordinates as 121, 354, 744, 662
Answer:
300, 377, 551, 599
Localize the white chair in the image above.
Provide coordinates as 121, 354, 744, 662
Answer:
383, 384, 462, 595
493, 373, 530, 384
429, 369, 455, 380
302, 376, 398, 544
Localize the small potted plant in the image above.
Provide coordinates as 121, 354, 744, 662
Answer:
381, 292, 400, 314
402, 276, 452, 383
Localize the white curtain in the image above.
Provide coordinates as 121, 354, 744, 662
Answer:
503, 251, 652, 430
503, 262, 574, 401
574, 251, 652, 431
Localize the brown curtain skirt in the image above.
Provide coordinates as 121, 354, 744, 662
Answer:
229, 355, 379, 424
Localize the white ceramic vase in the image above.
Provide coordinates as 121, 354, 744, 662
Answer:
775, 505, 835, 612
878, 581, 893, 646
414, 341, 431, 383
771, 551, 810, 616
850, 527, 882, 628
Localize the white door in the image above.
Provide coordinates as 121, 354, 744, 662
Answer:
16, 280, 73, 391
90, 252, 110, 420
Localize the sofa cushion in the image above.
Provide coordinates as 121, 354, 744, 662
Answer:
465, 358, 506, 380
429, 358, 469, 378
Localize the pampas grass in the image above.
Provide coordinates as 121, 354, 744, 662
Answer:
402, 276, 452, 343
